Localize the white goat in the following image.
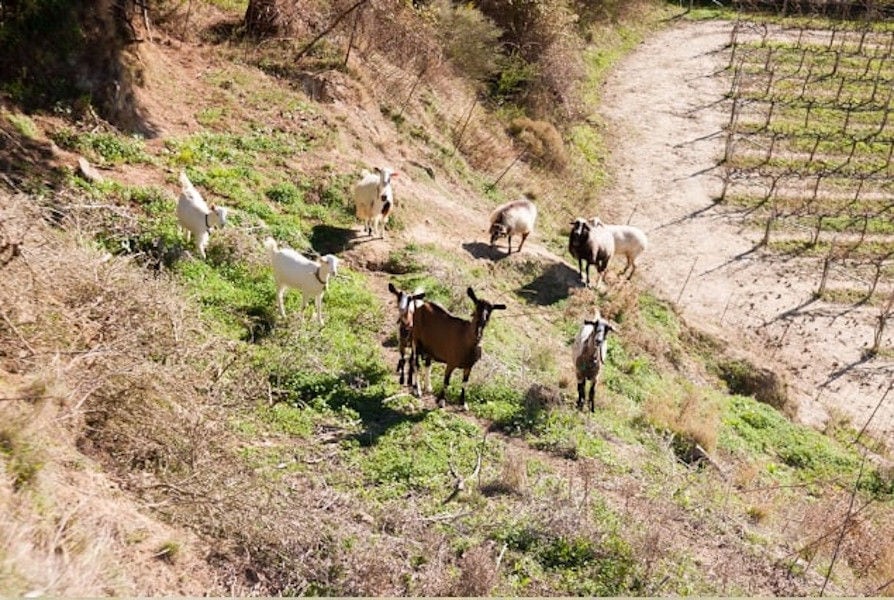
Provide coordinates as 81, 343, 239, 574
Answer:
572, 312, 616, 412
354, 167, 398, 238
489, 198, 538, 255
599, 220, 648, 279
176, 171, 228, 259
264, 237, 339, 324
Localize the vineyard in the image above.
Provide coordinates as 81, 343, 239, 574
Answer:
720, 4, 894, 356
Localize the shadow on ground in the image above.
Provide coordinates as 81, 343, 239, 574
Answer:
515, 261, 581, 305
462, 241, 507, 261
311, 224, 355, 255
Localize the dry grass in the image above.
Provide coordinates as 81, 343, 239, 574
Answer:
509, 117, 569, 172
0, 193, 473, 595
482, 448, 530, 497
792, 490, 894, 594
643, 379, 720, 455
451, 542, 500, 596
0, 194, 226, 595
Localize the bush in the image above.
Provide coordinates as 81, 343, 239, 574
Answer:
716, 357, 795, 418
509, 117, 568, 171
475, 0, 584, 120
429, 0, 503, 84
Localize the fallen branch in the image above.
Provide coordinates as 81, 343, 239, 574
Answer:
442, 440, 484, 504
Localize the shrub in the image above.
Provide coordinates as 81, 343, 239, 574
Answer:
715, 357, 795, 418
476, 0, 584, 119
509, 117, 568, 171
429, 0, 503, 84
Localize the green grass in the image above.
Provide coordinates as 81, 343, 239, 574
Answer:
4, 111, 39, 139
51, 129, 153, 166
720, 394, 892, 495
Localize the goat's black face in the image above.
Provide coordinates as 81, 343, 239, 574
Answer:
468, 287, 506, 339
489, 223, 507, 245
569, 219, 590, 245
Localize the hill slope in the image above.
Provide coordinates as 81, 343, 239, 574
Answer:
1, 3, 893, 596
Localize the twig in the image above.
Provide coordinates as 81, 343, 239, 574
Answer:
442, 439, 484, 504
296, 0, 372, 61
494, 542, 508, 571
694, 443, 726, 478
486, 150, 526, 192
849, 381, 891, 448
1, 310, 36, 356
675, 257, 698, 305
820, 451, 867, 596
421, 510, 473, 523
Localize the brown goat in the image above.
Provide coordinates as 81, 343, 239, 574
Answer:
388, 282, 425, 386
409, 287, 506, 409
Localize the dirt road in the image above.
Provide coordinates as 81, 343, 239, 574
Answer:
598, 19, 894, 440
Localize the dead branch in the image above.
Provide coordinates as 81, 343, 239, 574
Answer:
442, 439, 484, 504
295, 0, 371, 61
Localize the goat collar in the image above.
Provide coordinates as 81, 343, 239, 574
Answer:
204, 212, 212, 231
315, 267, 327, 286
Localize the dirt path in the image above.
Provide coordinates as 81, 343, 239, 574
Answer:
598, 19, 894, 441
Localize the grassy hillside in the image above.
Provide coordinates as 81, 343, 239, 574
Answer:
1, 0, 893, 595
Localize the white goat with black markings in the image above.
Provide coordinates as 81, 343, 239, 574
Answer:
489, 197, 538, 255
568, 217, 614, 287
596, 219, 648, 279
264, 237, 339, 324
176, 171, 228, 259
388, 282, 425, 385
354, 167, 398, 238
572, 312, 617, 412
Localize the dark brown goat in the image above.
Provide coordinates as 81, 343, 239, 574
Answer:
409, 287, 506, 409
388, 282, 425, 385
568, 217, 615, 287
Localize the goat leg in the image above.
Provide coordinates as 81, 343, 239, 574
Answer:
440, 365, 456, 408
397, 355, 405, 385
576, 380, 585, 410
460, 368, 471, 411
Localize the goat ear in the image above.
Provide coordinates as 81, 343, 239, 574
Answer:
467, 287, 477, 302
413, 292, 426, 300
374, 167, 382, 174
493, 304, 507, 311
391, 172, 399, 178
388, 282, 398, 295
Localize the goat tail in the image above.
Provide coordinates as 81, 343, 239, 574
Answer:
263, 236, 279, 258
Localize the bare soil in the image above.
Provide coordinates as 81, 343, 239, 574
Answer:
597, 19, 894, 441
